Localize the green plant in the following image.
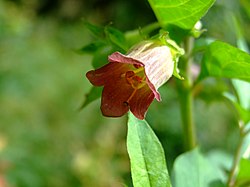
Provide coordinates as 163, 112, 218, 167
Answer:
80, 0, 250, 186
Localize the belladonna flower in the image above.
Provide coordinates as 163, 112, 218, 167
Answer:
86, 37, 184, 119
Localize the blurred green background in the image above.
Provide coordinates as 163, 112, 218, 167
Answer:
0, 0, 249, 186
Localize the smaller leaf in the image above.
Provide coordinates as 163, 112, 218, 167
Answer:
105, 26, 128, 51
198, 41, 250, 82
232, 79, 250, 110
84, 21, 105, 38
224, 93, 250, 124
79, 86, 102, 109
127, 112, 171, 187
92, 45, 114, 69
76, 41, 107, 54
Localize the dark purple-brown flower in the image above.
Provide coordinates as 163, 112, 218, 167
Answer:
86, 40, 181, 119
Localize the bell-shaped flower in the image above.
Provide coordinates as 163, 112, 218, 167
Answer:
86, 37, 183, 119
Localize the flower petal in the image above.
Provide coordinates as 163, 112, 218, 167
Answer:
108, 52, 143, 66
101, 76, 134, 117
86, 62, 129, 86
146, 78, 161, 101
129, 86, 155, 120
108, 52, 161, 101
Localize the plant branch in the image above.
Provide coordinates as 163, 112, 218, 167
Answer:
125, 22, 161, 46
227, 121, 249, 187
177, 37, 196, 151
140, 22, 161, 35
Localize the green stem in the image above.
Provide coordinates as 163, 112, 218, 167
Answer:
227, 122, 250, 187
140, 22, 161, 35
179, 85, 196, 150
125, 22, 161, 46
177, 37, 196, 151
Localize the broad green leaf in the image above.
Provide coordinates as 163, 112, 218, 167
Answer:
206, 149, 233, 178
198, 41, 250, 82
233, 29, 250, 110
220, 18, 250, 125
127, 112, 171, 187
236, 158, 250, 187
147, 0, 215, 30
105, 26, 128, 51
172, 148, 222, 187
79, 87, 102, 109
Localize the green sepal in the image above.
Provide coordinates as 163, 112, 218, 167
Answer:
159, 33, 185, 80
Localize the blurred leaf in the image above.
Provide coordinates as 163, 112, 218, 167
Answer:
224, 93, 250, 124
209, 181, 227, 187
201, 4, 237, 45
198, 41, 250, 82
92, 45, 114, 69
232, 71, 250, 111
172, 148, 222, 187
193, 38, 214, 54
195, 79, 228, 104
206, 149, 233, 177
240, 0, 250, 18
79, 87, 102, 109
125, 29, 145, 48
236, 158, 250, 187
127, 112, 171, 187
105, 26, 128, 51
76, 41, 107, 54
84, 21, 104, 38
231, 102, 250, 124
147, 0, 215, 30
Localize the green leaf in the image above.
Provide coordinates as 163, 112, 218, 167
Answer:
198, 41, 250, 82
172, 148, 222, 187
76, 41, 107, 54
79, 87, 102, 109
232, 79, 250, 110
127, 112, 171, 187
229, 100, 250, 124
240, 0, 250, 19
223, 93, 250, 124
92, 45, 114, 69
236, 158, 250, 187
105, 26, 128, 51
196, 79, 228, 104
84, 21, 104, 38
147, 0, 215, 30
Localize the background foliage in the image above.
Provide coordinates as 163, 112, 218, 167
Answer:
0, 0, 250, 186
